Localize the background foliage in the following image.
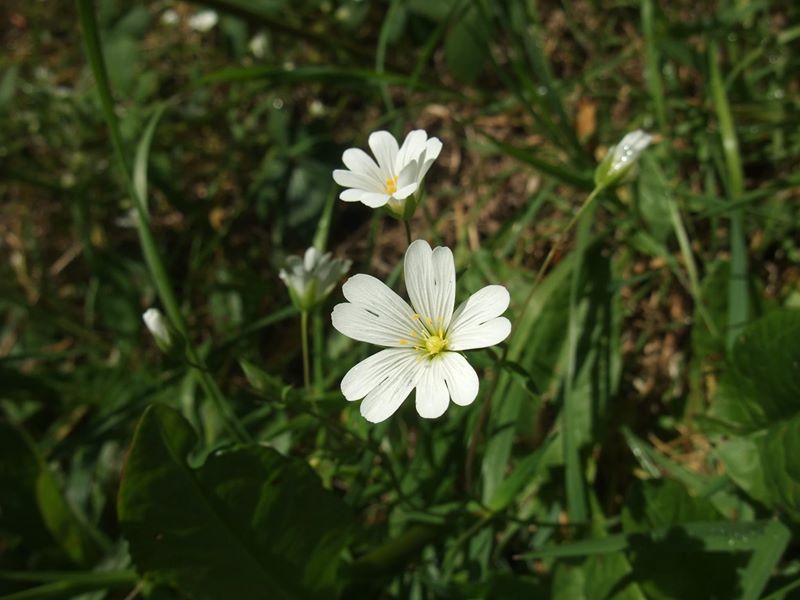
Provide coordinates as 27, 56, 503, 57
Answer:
1, 0, 799, 598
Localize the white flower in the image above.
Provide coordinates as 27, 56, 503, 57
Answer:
331, 240, 511, 423
188, 10, 218, 32
160, 9, 179, 26
280, 247, 352, 311
249, 32, 268, 58
595, 129, 652, 188
143, 308, 173, 351
332, 130, 442, 212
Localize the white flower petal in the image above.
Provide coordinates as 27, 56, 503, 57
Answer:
393, 182, 418, 200
333, 169, 380, 192
448, 285, 511, 350
395, 130, 428, 172
448, 316, 511, 351
342, 148, 382, 180
341, 348, 417, 401
440, 352, 479, 406
396, 161, 420, 188
359, 192, 391, 208
303, 247, 320, 271
415, 359, 449, 419
359, 354, 422, 423
339, 188, 368, 202
368, 131, 399, 177
404, 240, 456, 331
417, 137, 443, 182
331, 274, 421, 347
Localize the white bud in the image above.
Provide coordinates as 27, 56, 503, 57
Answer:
188, 10, 218, 32
595, 130, 652, 189
279, 248, 351, 311
143, 308, 172, 351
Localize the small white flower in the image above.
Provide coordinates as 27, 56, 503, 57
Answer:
332, 130, 442, 212
249, 32, 268, 58
280, 248, 352, 311
188, 10, 218, 32
143, 308, 173, 351
332, 240, 511, 423
160, 9, 179, 26
595, 129, 652, 188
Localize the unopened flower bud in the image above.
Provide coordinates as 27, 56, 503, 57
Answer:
279, 248, 351, 311
595, 130, 652, 189
143, 308, 175, 353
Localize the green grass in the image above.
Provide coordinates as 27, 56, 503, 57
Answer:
1, 0, 799, 598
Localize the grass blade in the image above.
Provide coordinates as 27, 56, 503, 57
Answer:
739, 519, 791, 600
709, 42, 749, 349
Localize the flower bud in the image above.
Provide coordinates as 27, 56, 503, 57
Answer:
594, 130, 652, 189
279, 248, 351, 311
142, 308, 175, 353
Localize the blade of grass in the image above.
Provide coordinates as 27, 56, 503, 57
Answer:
642, 0, 667, 131
474, 128, 594, 190
561, 201, 594, 524
0, 570, 137, 600
518, 520, 782, 560
198, 65, 464, 99
739, 519, 791, 600
709, 42, 749, 349
375, 0, 402, 114
76, 0, 249, 442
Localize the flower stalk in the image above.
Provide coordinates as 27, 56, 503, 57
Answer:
300, 310, 311, 390
77, 0, 249, 443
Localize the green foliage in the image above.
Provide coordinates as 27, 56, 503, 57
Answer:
1, 0, 798, 597
118, 404, 353, 599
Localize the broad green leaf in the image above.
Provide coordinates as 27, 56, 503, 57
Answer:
709, 311, 800, 519
118, 404, 353, 599
0, 421, 104, 566
622, 479, 744, 600
583, 552, 647, 600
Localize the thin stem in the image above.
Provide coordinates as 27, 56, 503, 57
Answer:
76, 0, 248, 443
464, 186, 602, 490
300, 310, 311, 390
403, 219, 413, 246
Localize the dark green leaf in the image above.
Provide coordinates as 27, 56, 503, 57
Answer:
118, 404, 353, 599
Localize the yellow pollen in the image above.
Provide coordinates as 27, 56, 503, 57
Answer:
385, 176, 398, 195
424, 335, 447, 356
399, 338, 409, 345
411, 313, 421, 320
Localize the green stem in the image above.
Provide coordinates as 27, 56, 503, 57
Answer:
0, 570, 138, 600
667, 196, 719, 338
465, 186, 601, 489
300, 311, 311, 390
403, 219, 413, 246
76, 0, 248, 443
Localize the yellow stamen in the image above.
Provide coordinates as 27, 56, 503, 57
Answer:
399, 338, 409, 345
424, 334, 447, 356
385, 176, 398, 195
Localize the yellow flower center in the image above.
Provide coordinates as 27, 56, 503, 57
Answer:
424, 334, 447, 356
384, 176, 398, 195
403, 314, 448, 358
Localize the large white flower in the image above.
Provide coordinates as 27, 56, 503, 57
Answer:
332, 130, 442, 211
331, 240, 511, 423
